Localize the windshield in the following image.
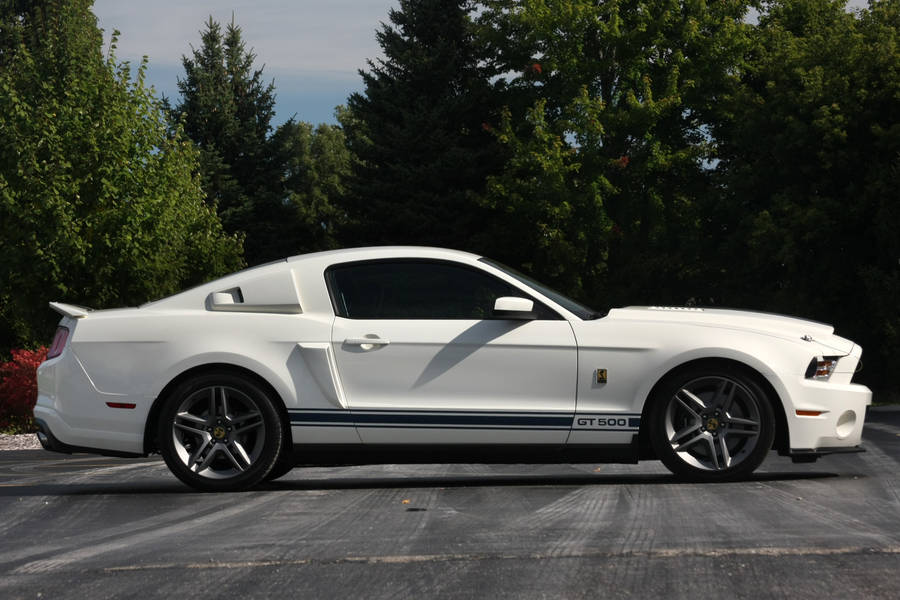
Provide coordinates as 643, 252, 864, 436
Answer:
478, 258, 600, 320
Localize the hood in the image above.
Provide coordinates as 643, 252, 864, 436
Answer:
605, 306, 855, 355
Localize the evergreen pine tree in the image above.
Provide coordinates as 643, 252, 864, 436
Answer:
340, 0, 505, 249
174, 17, 294, 265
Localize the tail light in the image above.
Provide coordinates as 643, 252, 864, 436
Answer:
47, 326, 69, 359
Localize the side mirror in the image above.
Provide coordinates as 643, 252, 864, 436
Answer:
493, 296, 536, 320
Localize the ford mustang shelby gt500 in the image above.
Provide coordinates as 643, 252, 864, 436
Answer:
35, 247, 871, 491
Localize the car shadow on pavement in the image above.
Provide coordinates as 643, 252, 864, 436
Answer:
0, 470, 841, 497
260, 470, 840, 492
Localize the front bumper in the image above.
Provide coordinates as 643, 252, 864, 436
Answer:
782, 445, 865, 463
780, 376, 872, 451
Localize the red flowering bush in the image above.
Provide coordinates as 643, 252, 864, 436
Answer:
0, 347, 47, 433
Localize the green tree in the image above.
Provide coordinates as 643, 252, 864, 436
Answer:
270, 119, 350, 252
478, 0, 753, 304
173, 17, 341, 264
708, 0, 900, 393
173, 17, 281, 264
340, 0, 506, 249
0, 0, 244, 351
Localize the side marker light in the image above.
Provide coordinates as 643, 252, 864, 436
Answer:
106, 402, 136, 409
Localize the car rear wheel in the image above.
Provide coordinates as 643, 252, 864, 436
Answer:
157, 372, 283, 492
649, 366, 775, 482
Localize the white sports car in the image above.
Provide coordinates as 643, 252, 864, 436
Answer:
35, 247, 871, 491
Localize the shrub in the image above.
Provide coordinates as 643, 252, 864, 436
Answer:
0, 347, 47, 433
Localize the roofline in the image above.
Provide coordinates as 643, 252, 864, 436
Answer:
284, 246, 483, 264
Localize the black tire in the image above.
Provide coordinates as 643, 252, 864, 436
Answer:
264, 455, 295, 482
264, 437, 296, 482
157, 372, 283, 492
648, 365, 775, 482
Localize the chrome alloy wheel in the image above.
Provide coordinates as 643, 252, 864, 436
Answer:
663, 376, 762, 472
171, 385, 267, 479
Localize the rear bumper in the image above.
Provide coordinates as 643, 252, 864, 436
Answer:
35, 348, 149, 455
34, 418, 143, 458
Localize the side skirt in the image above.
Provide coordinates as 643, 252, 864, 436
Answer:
289, 437, 640, 467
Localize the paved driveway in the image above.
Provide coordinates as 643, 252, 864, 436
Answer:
1, 409, 898, 598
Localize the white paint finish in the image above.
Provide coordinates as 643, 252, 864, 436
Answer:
609, 306, 853, 354
494, 296, 534, 312
48, 302, 90, 319
206, 268, 304, 314
35, 246, 872, 464
331, 317, 577, 443
570, 317, 805, 415
34, 352, 146, 453
353, 427, 569, 445
296, 343, 347, 409
777, 378, 871, 449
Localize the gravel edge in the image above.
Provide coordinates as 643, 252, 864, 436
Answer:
0, 433, 42, 451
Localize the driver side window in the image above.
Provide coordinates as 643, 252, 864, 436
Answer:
327, 261, 557, 320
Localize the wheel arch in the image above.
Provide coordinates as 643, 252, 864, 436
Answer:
143, 363, 291, 455
637, 357, 789, 460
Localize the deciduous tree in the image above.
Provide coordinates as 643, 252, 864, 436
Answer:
478, 0, 752, 304
0, 0, 244, 351
708, 0, 900, 392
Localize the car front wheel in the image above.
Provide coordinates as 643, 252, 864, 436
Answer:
157, 372, 283, 492
649, 366, 775, 482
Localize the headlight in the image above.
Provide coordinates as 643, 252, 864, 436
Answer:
805, 356, 841, 380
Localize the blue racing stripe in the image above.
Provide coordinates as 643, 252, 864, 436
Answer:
288, 409, 640, 430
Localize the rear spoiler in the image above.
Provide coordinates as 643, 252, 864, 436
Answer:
49, 302, 91, 319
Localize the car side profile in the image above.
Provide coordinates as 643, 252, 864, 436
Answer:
35, 247, 872, 491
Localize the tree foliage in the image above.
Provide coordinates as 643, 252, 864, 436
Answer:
340, 0, 506, 249
477, 0, 753, 303
0, 0, 243, 351
270, 119, 350, 250
347, 0, 896, 392
707, 0, 900, 392
173, 17, 343, 265
1, 0, 895, 395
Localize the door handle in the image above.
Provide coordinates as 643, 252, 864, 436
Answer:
344, 337, 391, 348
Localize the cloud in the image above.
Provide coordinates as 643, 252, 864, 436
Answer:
93, 0, 395, 124
94, 0, 394, 70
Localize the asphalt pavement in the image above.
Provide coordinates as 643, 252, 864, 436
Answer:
1, 408, 899, 599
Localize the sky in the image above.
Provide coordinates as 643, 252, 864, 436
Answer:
92, 0, 871, 128
92, 1, 398, 126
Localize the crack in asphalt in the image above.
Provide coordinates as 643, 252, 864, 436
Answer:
81, 544, 898, 572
